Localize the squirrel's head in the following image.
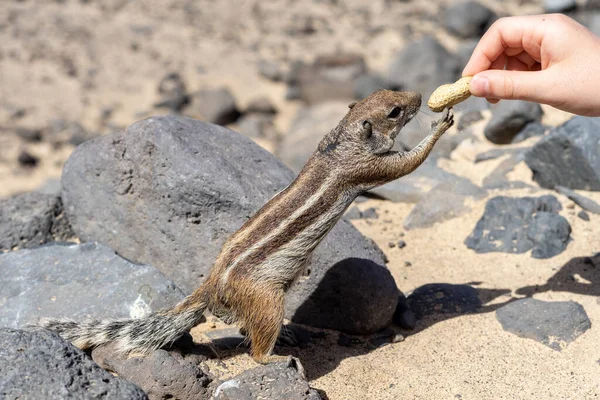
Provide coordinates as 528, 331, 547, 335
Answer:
318, 90, 422, 158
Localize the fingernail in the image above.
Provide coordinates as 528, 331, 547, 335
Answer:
469, 75, 490, 97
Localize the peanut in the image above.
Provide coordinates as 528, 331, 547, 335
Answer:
427, 76, 473, 112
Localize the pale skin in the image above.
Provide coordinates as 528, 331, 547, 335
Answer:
463, 13, 600, 116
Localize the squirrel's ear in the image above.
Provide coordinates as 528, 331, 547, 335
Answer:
348, 101, 357, 109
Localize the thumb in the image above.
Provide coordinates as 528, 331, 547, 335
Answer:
469, 70, 550, 103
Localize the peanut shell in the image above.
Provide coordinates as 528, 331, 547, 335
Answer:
428, 76, 473, 112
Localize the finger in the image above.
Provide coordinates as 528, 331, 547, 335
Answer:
506, 56, 529, 71
462, 15, 545, 76
469, 69, 550, 102
490, 53, 506, 70
514, 51, 539, 68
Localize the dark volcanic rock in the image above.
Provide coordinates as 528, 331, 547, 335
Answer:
496, 298, 591, 351
484, 100, 543, 144
403, 177, 486, 230
0, 328, 147, 399
213, 359, 321, 400
511, 122, 549, 144
444, 1, 497, 39
0, 192, 74, 251
465, 195, 571, 259
387, 36, 461, 100
61, 116, 391, 333
92, 344, 214, 400
555, 186, 600, 214
286, 53, 368, 104
0, 242, 184, 329
578, 210, 591, 221
394, 295, 417, 329
407, 284, 482, 318
457, 109, 484, 131
354, 73, 387, 99
288, 258, 398, 335
524, 116, 600, 191
184, 88, 240, 125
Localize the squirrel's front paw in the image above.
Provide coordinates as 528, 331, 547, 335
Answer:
431, 107, 454, 135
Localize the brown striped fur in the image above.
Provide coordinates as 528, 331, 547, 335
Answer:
36, 90, 454, 368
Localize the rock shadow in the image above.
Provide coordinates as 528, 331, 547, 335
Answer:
516, 253, 600, 297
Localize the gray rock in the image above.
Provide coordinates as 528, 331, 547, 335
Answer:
496, 298, 590, 350
0, 242, 184, 329
286, 53, 367, 104
61, 116, 390, 333
455, 39, 479, 72
184, 88, 240, 125
213, 359, 321, 400
92, 344, 214, 400
344, 206, 362, 220
555, 186, 600, 214
524, 116, 600, 191
371, 159, 469, 203
407, 284, 482, 318
511, 122, 549, 144
235, 114, 277, 140
465, 195, 571, 259
279, 101, 348, 172
545, 0, 577, 13
445, 1, 497, 39
578, 210, 591, 221
0, 192, 74, 251
484, 101, 543, 144
245, 97, 277, 115
154, 72, 189, 112
0, 328, 147, 399
35, 178, 62, 195
481, 150, 537, 190
354, 73, 387, 99
387, 37, 460, 100
287, 258, 398, 335
361, 207, 379, 219
457, 109, 484, 131
45, 119, 95, 147
474, 148, 518, 164
257, 60, 286, 82
404, 178, 486, 229
15, 127, 42, 142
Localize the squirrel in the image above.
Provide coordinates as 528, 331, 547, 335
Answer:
36, 89, 454, 368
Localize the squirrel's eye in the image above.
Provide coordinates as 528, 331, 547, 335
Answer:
362, 120, 372, 137
388, 106, 402, 119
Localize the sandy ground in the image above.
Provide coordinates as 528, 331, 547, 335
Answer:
2, 1, 599, 399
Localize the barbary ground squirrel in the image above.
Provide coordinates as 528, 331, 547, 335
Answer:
36, 90, 454, 368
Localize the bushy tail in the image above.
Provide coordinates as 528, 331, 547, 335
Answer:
33, 295, 208, 355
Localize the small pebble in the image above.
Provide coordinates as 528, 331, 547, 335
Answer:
566, 202, 575, 209
397, 240, 406, 249
404, 261, 412, 267
388, 242, 396, 248
578, 211, 590, 221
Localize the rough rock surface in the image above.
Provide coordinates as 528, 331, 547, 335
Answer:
444, 1, 497, 39
524, 116, 600, 191
465, 195, 571, 259
0, 192, 74, 251
0, 242, 184, 329
213, 360, 321, 400
0, 328, 147, 400
484, 100, 544, 144
407, 284, 482, 319
92, 343, 214, 400
496, 298, 591, 351
287, 258, 399, 335
386, 36, 460, 100
555, 186, 600, 214
61, 116, 391, 333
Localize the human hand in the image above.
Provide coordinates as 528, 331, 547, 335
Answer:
463, 14, 600, 116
